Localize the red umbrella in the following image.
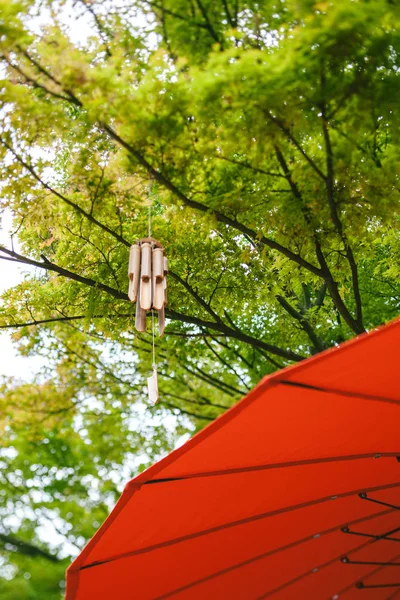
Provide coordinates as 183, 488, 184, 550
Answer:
66, 318, 400, 599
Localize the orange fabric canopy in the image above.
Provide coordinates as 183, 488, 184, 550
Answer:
66, 318, 400, 599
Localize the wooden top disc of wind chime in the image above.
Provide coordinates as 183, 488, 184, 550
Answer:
128, 237, 168, 404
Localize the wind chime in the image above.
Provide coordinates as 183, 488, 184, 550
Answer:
128, 194, 168, 404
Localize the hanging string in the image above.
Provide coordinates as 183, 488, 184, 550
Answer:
145, 181, 159, 403
151, 309, 156, 369
130, 179, 164, 403
148, 182, 152, 238
148, 182, 157, 370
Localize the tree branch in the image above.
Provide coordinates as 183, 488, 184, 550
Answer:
160, 368, 227, 406
0, 136, 130, 248
210, 335, 256, 372
167, 308, 305, 361
185, 362, 242, 396
169, 271, 222, 323
1, 53, 77, 104
1, 55, 324, 279
101, 123, 324, 275
274, 146, 364, 334
142, 0, 208, 27
75, 0, 113, 57
0, 246, 127, 300
203, 336, 251, 390
221, 0, 234, 27
157, 400, 215, 420
215, 154, 286, 178
195, 0, 222, 45
315, 282, 328, 308
0, 315, 87, 329
262, 108, 327, 181
276, 294, 325, 353
163, 390, 227, 410
0, 246, 305, 360
233, 0, 239, 27
16, 46, 82, 105
320, 76, 363, 328
254, 347, 284, 369
0, 532, 60, 562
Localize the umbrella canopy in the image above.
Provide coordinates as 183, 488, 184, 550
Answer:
66, 318, 400, 599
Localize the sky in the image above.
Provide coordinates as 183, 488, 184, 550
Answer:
0, 1, 96, 380
0, 0, 156, 381
0, 211, 45, 379
0, 0, 193, 562
0, 0, 149, 567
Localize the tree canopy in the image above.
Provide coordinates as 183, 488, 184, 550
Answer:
0, 0, 399, 596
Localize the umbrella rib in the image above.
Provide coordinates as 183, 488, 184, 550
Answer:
258, 527, 400, 599
279, 380, 400, 406
144, 453, 400, 484
255, 547, 400, 599
154, 507, 396, 599
358, 583, 400, 588
386, 588, 400, 599
341, 495, 400, 543
342, 527, 400, 543
256, 544, 400, 600
327, 523, 400, 597
328, 549, 400, 599
359, 491, 400, 510
342, 556, 400, 567
79, 480, 400, 572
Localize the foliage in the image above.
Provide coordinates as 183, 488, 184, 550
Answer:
0, 0, 399, 595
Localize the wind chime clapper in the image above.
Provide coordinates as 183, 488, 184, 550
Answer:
128, 237, 168, 335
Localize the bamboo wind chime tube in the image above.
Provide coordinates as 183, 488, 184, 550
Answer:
128, 238, 168, 336
128, 188, 167, 405
128, 244, 141, 302
140, 242, 152, 311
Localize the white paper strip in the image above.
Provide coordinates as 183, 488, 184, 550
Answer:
147, 367, 159, 404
